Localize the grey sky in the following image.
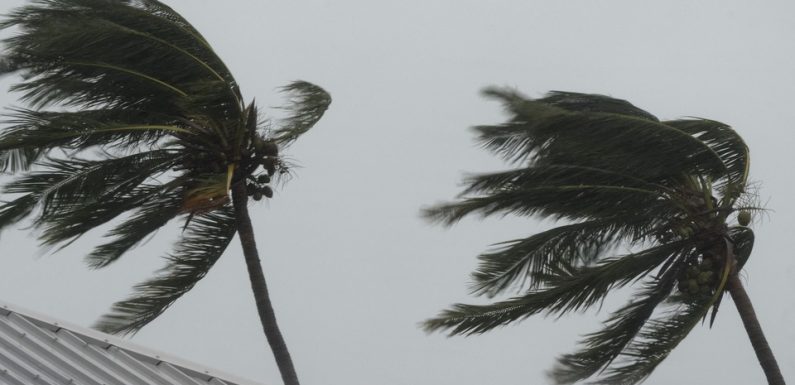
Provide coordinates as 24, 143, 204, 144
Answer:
0, 1, 793, 384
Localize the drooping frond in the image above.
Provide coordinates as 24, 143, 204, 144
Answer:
85, 188, 184, 269
664, 119, 749, 196
0, 194, 37, 235
0, 147, 42, 173
423, 241, 689, 336
272, 81, 332, 146
549, 264, 683, 384
708, 226, 755, 326
94, 204, 237, 335
589, 296, 712, 385
730, 226, 754, 270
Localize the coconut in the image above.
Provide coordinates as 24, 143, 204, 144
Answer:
261, 186, 274, 198
738, 210, 752, 226
252, 136, 265, 151
697, 271, 714, 285
257, 174, 271, 184
265, 162, 276, 176
253, 191, 263, 201
260, 141, 278, 157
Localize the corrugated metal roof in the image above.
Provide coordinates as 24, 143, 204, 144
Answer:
0, 302, 265, 385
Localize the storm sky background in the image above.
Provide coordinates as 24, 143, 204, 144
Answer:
0, 1, 793, 384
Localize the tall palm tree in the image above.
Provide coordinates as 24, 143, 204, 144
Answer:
0, 1, 330, 385
423, 88, 785, 384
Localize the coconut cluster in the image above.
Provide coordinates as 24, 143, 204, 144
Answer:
246, 174, 273, 201
173, 129, 284, 202
240, 136, 281, 201
677, 254, 720, 299
175, 150, 228, 174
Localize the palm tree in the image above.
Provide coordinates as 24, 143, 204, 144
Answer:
0, 1, 330, 385
423, 88, 785, 384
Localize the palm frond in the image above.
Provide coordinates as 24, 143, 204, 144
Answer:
94, 204, 236, 335
11, 150, 174, 208
1, 152, 169, 234
474, 89, 728, 184
0, 150, 179, 247
664, 119, 749, 197
0, 108, 181, 169
459, 164, 670, 197
470, 215, 661, 297
0, 194, 37, 235
730, 226, 754, 270
423, 241, 689, 336
424, 183, 676, 226
272, 81, 332, 145
483, 88, 659, 122
36, 183, 170, 248
708, 226, 755, 326
0, 147, 43, 173
549, 264, 683, 384
590, 296, 712, 385
86, 188, 184, 269
0, 0, 241, 114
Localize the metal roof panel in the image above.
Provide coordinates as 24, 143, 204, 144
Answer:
0, 302, 264, 385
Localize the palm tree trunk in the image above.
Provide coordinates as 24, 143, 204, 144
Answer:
231, 181, 301, 385
727, 273, 786, 385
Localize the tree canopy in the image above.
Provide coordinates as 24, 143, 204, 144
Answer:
422, 88, 775, 384
0, 0, 330, 335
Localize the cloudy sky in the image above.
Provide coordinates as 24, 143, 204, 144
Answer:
0, 0, 793, 384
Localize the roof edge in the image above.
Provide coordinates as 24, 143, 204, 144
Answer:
0, 300, 267, 385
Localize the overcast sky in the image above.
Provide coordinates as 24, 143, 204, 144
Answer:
0, 1, 793, 384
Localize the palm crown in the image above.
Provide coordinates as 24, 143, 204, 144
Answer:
0, 0, 330, 335
422, 88, 774, 384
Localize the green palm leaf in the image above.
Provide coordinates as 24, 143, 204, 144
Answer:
590, 296, 712, 385
424, 241, 689, 336
273, 81, 333, 146
550, 265, 683, 384
470, 215, 657, 297
94, 205, 236, 335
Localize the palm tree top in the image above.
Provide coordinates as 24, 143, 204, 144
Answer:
0, 0, 330, 335
423, 88, 759, 384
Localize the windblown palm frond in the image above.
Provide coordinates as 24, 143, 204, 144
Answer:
423, 88, 758, 384
0, 0, 330, 335
94, 205, 237, 334
273, 81, 333, 146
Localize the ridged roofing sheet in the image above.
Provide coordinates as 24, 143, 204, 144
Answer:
0, 302, 264, 385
